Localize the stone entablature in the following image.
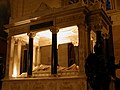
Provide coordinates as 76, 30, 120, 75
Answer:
89, 9, 112, 37
6, 5, 89, 36
9, 0, 108, 24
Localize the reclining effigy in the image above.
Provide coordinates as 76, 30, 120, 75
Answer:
19, 64, 79, 77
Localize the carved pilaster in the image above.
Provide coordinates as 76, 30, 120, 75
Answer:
12, 40, 19, 77
17, 39, 22, 76
5, 36, 13, 78
77, 24, 88, 75
11, 37, 23, 78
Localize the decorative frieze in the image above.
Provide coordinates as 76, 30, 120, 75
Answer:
2, 78, 87, 90
56, 13, 85, 25
89, 14, 102, 27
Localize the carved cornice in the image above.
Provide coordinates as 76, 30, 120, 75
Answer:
89, 9, 112, 26
89, 9, 111, 32
6, 5, 89, 28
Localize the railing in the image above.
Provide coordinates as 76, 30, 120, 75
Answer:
62, 0, 112, 11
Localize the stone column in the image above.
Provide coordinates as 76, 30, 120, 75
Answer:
50, 27, 59, 75
94, 24, 103, 45
102, 33, 110, 63
27, 32, 35, 77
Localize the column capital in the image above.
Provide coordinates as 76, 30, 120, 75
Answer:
94, 24, 103, 31
77, 23, 86, 28
50, 26, 59, 34
102, 33, 110, 39
27, 32, 36, 38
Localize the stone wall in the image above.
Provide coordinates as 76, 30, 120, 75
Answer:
112, 25, 120, 63
109, 11, 120, 63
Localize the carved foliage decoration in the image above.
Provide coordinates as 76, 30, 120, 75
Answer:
89, 14, 102, 27
56, 13, 85, 25
2, 78, 87, 90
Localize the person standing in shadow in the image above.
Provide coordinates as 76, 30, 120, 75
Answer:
85, 43, 111, 90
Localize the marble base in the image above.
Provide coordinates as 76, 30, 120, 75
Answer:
2, 76, 87, 90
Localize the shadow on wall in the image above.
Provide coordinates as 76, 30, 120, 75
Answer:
0, 0, 10, 31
